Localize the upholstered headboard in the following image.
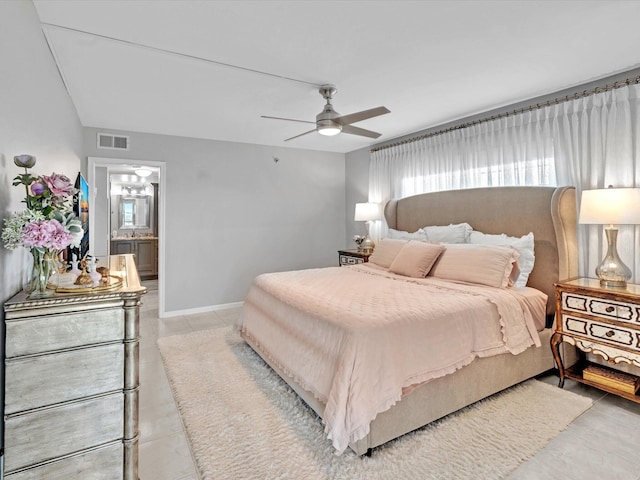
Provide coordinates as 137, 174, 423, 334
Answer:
384, 186, 578, 316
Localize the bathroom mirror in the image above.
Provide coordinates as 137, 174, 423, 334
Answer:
119, 196, 151, 229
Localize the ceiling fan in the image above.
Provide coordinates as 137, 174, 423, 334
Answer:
261, 84, 390, 142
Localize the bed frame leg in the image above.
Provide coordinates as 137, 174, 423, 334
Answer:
365, 448, 373, 457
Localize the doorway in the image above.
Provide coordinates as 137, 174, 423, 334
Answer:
88, 157, 167, 316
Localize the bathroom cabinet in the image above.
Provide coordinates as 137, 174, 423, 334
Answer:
111, 238, 158, 279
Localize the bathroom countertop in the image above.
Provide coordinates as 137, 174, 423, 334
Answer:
112, 236, 158, 240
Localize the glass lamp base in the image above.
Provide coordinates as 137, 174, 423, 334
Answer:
596, 227, 631, 288
598, 277, 629, 288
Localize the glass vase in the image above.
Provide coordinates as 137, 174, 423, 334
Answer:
24, 249, 59, 297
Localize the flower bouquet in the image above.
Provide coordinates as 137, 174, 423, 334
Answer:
2, 155, 83, 296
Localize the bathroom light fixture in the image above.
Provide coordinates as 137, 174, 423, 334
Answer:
135, 167, 152, 177
579, 186, 640, 288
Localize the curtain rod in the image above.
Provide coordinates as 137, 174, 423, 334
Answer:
370, 75, 640, 153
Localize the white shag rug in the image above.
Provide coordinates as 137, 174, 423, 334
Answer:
157, 327, 592, 480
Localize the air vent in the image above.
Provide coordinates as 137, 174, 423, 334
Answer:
97, 133, 129, 150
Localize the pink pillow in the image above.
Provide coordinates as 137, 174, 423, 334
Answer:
389, 241, 445, 278
429, 244, 520, 288
368, 238, 408, 268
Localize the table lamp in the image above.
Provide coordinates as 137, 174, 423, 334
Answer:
579, 187, 640, 288
354, 202, 380, 254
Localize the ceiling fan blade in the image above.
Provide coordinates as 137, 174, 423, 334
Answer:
335, 106, 390, 126
284, 129, 317, 142
261, 115, 315, 125
341, 124, 382, 139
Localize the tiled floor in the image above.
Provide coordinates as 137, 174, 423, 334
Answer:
138, 280, 237, 480
138, 280, 640, 480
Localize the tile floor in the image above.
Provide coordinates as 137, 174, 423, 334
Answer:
138, 280, 640, 480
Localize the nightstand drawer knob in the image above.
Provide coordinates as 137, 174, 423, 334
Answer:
605, 330, 615, 337
606, 306, 615, 313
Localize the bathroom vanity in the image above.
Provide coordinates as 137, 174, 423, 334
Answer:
110, 238, 158, 279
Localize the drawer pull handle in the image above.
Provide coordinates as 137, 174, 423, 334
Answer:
606, 330, 615, 337
605, 306, 615, 313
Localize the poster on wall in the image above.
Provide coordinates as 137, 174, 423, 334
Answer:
73, 173, 90, 260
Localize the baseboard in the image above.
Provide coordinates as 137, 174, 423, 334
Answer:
160, 301, 244, 318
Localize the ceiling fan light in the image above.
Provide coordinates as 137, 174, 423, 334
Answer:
317, 124, 342, 136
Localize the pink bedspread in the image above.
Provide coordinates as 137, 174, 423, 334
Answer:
238, 264, 544, 454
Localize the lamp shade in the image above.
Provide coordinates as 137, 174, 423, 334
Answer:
354, 202, 380, 222
579, 188, 640, 225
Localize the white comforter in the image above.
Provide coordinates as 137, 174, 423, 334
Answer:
238, 264, 544, 454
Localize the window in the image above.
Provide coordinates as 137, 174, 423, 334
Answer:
400, 157, 556, 198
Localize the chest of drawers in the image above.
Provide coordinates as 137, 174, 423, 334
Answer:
2, 254, 146, 479
551, 277, 640, 402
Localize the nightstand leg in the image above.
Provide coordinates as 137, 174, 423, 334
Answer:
550, 332, 565, 388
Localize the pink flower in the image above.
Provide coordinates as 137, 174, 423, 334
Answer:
41, 173, 75, 197
22, 219, 73, 250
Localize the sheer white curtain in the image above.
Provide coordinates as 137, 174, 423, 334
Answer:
370, 83, 640, 282
554, 84, 640, 283
369, 109, 556, 239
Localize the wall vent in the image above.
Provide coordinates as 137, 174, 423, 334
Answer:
97, 133, 129, 150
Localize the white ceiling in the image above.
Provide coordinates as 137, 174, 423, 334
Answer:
34, 0, 640, 154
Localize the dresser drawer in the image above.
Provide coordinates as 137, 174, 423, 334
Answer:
561, 292, 640, 325
562, 314, 640, 353
339, 254, 365, 266
5, 308, 124, 357
561, 291, 640, 325
5, 343, 124, 413
5, 442, 123, 480
4, 392, 124, 473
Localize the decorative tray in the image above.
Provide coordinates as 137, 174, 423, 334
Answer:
53, 273, 124, 293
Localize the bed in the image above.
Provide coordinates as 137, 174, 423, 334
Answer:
238, 185, 578, 456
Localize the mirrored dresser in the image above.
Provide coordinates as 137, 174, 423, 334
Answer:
2, 254, 146, 480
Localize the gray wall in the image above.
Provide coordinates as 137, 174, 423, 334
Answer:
0, 2, 83, 304
345, 148, 370, 247
84, 128, 345, 313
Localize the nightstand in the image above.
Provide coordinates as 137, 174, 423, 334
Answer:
551, 278, 640, 403
338, 249, 370, 266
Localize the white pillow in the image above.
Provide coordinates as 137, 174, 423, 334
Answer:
389, 241, 445, 278
422, 223, 473, 244
368, 238, 408, 268
469, 231, 535, 288
387, 228, 427, 241
429, 244, 520, 288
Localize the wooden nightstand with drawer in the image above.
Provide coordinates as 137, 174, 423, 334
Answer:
551, 278, 640, 402
338, 249, 370, 266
